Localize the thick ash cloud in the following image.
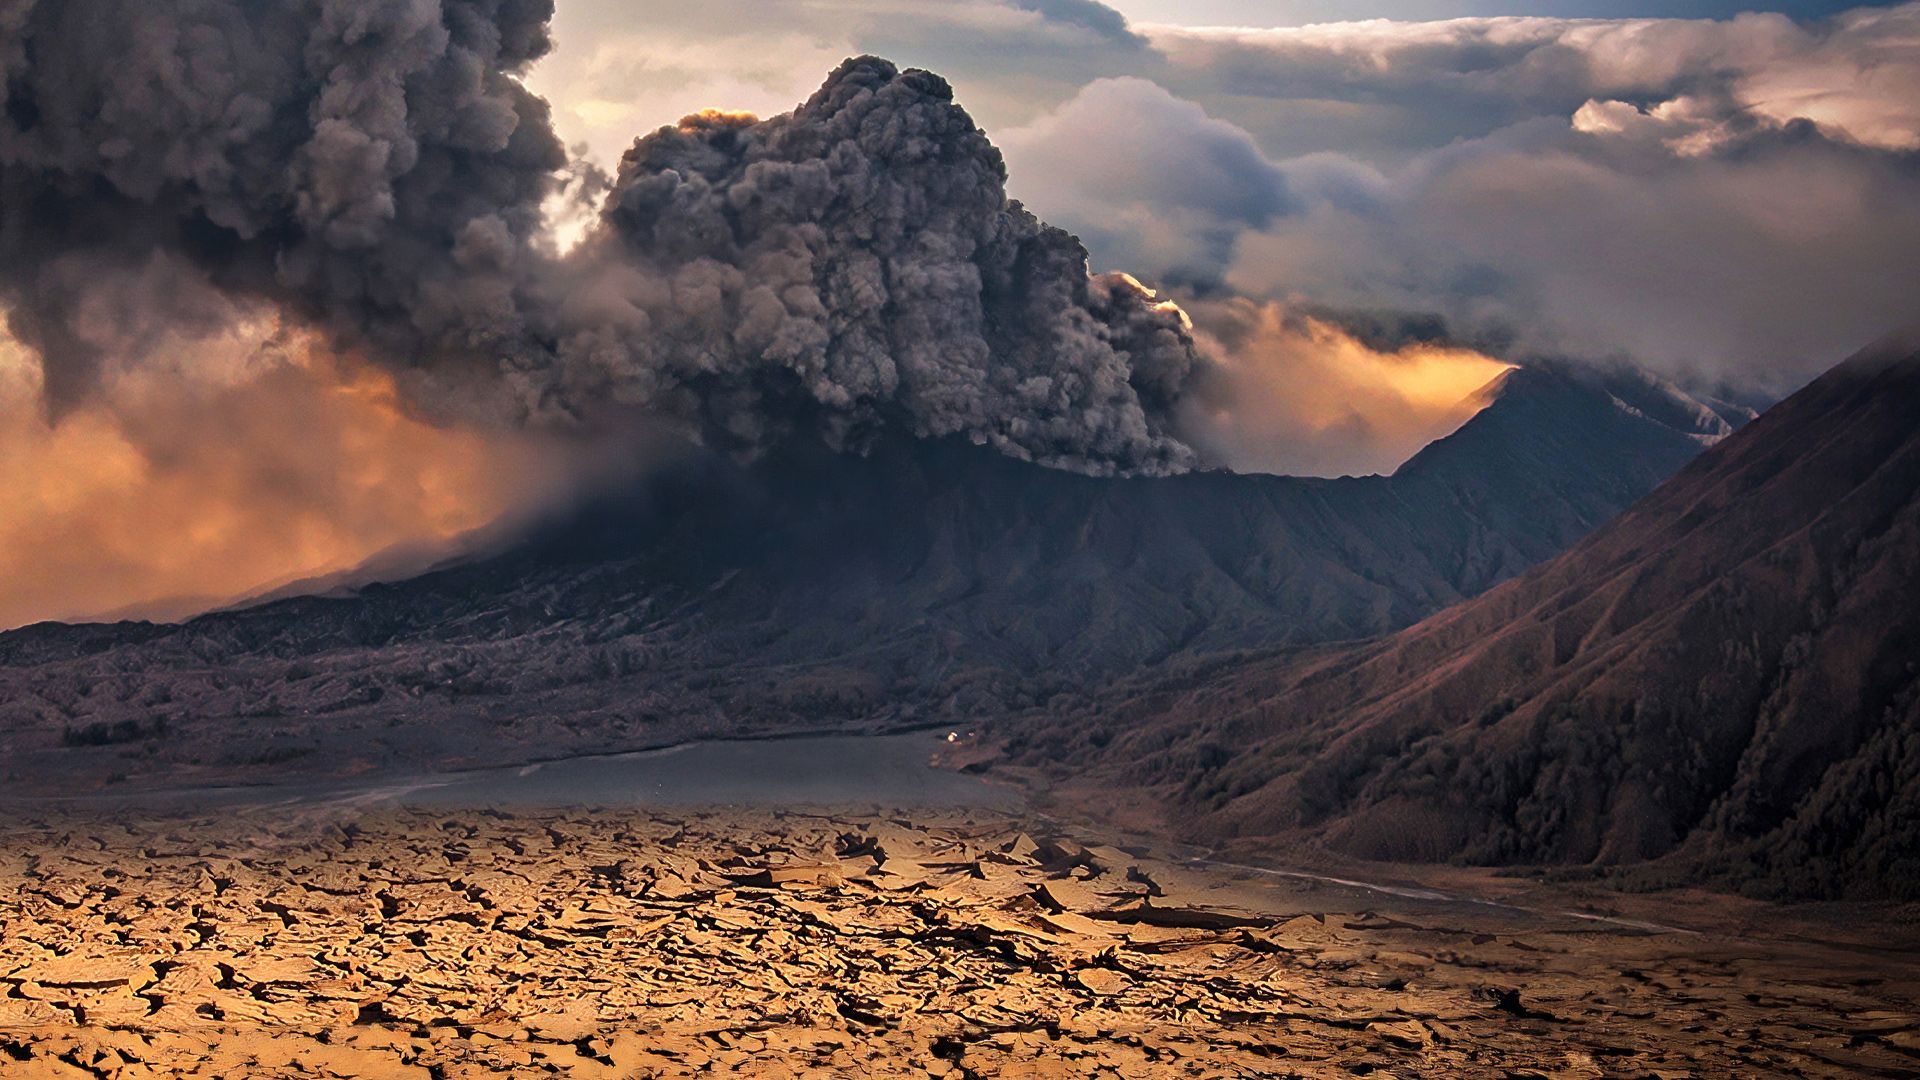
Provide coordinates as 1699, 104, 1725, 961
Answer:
534, 58, 1200, 474
0, 0, 567, 416
0, 3, 1204, 475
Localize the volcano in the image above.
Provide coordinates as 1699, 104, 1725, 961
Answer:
0, 359, 1740, 790
1032, 335, 1920, 899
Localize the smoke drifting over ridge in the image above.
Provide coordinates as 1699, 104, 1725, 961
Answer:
1176, 299, 1515, 478
0, 325, 570, 630
0, 2, 1203, 475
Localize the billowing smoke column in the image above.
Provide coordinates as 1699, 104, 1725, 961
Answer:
544, 61, 1200, 473
0, 0, 567, 411
0, 1, 1202, 475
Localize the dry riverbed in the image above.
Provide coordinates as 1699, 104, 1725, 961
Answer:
1, 803, 1916, 1078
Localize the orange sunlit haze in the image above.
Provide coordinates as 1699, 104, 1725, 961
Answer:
1182, 299, 1516, 477
0, 327, 567, 630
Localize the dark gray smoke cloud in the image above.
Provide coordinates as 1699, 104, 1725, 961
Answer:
0, 0, 566, 412
0, 2, 1203, 475
537, 58, 1198, 473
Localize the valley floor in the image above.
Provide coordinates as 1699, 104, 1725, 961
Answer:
1, 804, 1916, 1078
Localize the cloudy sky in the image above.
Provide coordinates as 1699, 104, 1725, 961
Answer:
531, 0, 1920, 397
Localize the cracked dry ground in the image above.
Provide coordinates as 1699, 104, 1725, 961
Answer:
0, 807, 1916, 1078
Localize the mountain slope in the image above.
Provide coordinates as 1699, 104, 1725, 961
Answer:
1043, 336, 1920, 898
0, 361, 1738, 788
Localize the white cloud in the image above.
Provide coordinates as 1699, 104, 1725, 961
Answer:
997, 78, 1294, 282
528, 0, 1158, 168
988, 3, 1920, 387
1229, 118, 1920, 388
1141, 4, 1920, 160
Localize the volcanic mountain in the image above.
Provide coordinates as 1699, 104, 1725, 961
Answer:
0, 361, 1740, 788
1027, 335, 1920, 899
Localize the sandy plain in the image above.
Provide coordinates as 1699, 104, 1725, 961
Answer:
1, 799, 1917, 1079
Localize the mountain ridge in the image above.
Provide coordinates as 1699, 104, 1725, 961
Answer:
0, 360, 1744, 791
1020, 335, 1919, 898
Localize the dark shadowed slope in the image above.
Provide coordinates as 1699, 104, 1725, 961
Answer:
0, 362, 1738, 788
1041, 335, 1920, 898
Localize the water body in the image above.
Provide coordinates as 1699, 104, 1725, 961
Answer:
401, 732, 1016, 810
14, 731, 1695, 934
16, 731, 1015, 814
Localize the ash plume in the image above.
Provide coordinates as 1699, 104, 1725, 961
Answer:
0, 1, 1203, 475
0, 0, 566, 413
